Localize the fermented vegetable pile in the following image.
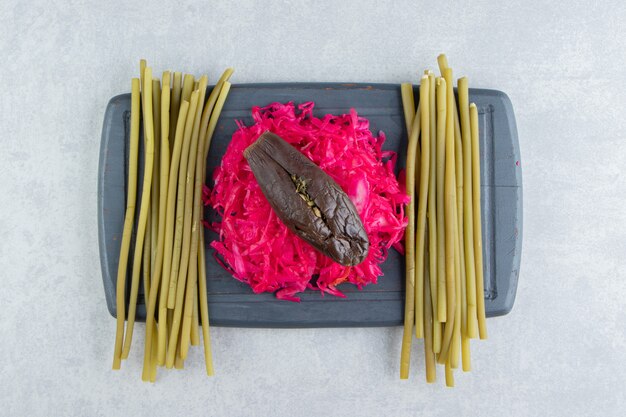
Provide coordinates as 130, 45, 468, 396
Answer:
109, 54, 491, 387
111, 59, 233, 381
206, 102, 409, 301
399, 55, 488, 386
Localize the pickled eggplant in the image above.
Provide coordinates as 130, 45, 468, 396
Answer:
244, 131, 369, 266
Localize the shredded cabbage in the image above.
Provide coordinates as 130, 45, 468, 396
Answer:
205, 102, 408, 301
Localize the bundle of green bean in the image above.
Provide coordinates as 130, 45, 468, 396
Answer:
400, 54, 487, 386
112, 60, 233, 381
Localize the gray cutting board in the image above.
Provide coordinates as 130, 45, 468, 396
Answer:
98, 83, 522, 327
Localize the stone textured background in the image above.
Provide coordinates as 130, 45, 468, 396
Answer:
1, 1, 625, 416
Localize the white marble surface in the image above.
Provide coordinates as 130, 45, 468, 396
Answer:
1, 0, 625, 416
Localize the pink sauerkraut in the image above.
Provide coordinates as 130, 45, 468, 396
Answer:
205, 102, 408, 301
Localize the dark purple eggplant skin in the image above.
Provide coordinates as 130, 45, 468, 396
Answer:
243, 131, 369, 266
